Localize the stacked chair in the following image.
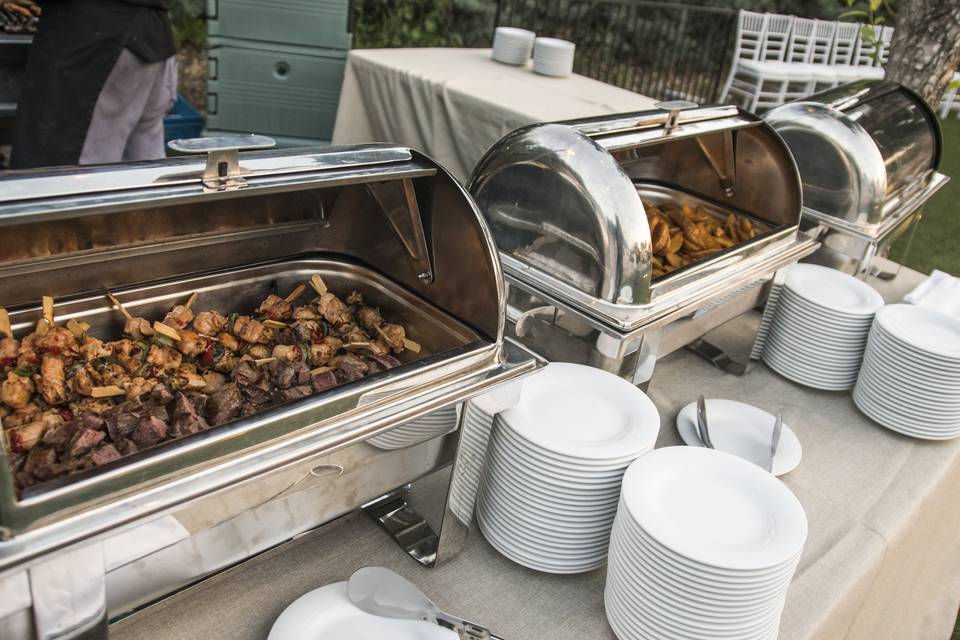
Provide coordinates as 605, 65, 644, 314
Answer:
722, 10, 893, 112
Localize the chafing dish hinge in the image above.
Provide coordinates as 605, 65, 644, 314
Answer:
167, 134, 277, 191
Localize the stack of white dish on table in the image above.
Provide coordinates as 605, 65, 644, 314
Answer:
606, 447, 807, 640
532, 37, 576, 77
491, 27, 535, 65
362, 390, 460, 450
268, 582, 455, 639
475, 362, 660, 574
762, 263, 884, 390
854, 304, 960, 440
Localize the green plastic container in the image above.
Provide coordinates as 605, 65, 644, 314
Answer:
207, 0, 352, 50
207, 37, 346, 141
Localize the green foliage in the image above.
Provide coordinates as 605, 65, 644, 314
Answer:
839, 0, 895, 63
353, 0, 496, 48
169, 0, 206, 49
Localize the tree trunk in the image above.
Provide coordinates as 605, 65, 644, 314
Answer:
884, 0, 960, 108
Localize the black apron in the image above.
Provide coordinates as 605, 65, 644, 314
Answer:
10, 0, 173, 169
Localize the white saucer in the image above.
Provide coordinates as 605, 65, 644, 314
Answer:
676, 399, 801, 476
268, 582, 456, 640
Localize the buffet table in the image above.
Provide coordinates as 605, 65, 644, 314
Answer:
330, 48, 657, 182
111, 265, 960, 640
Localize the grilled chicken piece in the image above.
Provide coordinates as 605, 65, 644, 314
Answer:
79, 336, 110, 362
71, 397, 114, 416
0, 337, 18, 364
257, 294, 294, 321
125, 376, 157, 399
110, 339, 147, 374
192, 310, 228, 336
233, 316, 273, 344
378, 323, 407, 354
123, 316, 154, 340
69, 365, 97, 397
318, 293, 351, 326
340, 325, 369, 345
16, 333, 38, 369
217, 332, 239, 352
34, 327, 78, 356
2, 371, 34, 409
246, 344, 271, 359
310, 336, 342, 365
176, 330, 209, 358
37, 355, 67, 405
99, 363, 130, 389
292, 306, 321, 321
356, 306, 383, 333
146, 344, 182, 372
4, 403, 39, 428
163, 304, 194, 331
272, 344, 304, 363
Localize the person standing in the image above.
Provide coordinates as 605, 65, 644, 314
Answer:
10, 0, 177, 169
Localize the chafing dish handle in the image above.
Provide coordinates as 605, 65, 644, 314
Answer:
167, 134, 276, 190
514, 305, 558, 337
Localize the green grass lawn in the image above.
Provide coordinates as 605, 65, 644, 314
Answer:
895, 116, 960, 276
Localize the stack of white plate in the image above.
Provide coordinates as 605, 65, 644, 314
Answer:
854, 304, 960, 440
269, 582, 456, 639
606, 447, 807, 640
447, 401, 497, 523
491, 27, 535, 65
762, 263, 884, 390
532, 37, 575, 77
364, 390, 460, 450
475, 363, 660, 574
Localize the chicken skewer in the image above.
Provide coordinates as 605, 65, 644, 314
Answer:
106, 292, 155, 339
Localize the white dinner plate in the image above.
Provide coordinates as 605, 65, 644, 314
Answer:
869, 327, 960, 373
477, 515, 607, 574
483, 442, 626, 496
267, 582, 456, 640
493, 425, 635, 478
777, 288, 878, 324
620, 447, 807, 571
494, 418, 647, 469
876, 304, 960, 360
477, 486, 617, 536
856, 365, 960, 409
499, 362, 660, 460
783, 263, 884, 315
675, 399, 801, 476
476, 498, 612, 553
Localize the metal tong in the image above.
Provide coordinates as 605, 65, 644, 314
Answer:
696, 395, 715, 449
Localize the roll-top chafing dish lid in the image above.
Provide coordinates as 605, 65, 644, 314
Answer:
0, 140, 534, 560
469, 103, 809, 331
764, 80, 948, 232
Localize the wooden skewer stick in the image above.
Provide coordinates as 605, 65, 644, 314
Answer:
285, 284, 306, 303
403, 338, 422, 353
184, 291, 198, 310
310, 365, 335, 375
91, 385, 126, 398
309, 274, 328, 296
152, 321, 182, 342
41, 296, 54, 327
0, 309, 12, 340
254, 357, 277, 366
262, 319, 287, 329
66, 318, 90, 339
105, 293, 133, 320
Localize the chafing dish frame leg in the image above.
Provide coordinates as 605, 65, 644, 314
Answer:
363, 485, 440, 567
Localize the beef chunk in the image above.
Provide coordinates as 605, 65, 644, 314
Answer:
105, 412, 140, 442
331, 354, 368, 383
42, 419, 79, 450
292, 323, 316, 343
369, 354, 401, 370
90, 444, 121, 466
186, 392, 208, 416
114, 437, 139, 456
311, 371, 338, 393
269, 360, 311, 389
68, 428, 105, 458
76, 413, 106, 431
232, 361, 273, 405
132, 415, 168, 448
145, 402, 169, 423
149, 383, 174, 405
171, 392, 209, 437
277, 385, 313, 403
231, 361, 261, 386
24, 446, 58, 480
205, 383, 241, 426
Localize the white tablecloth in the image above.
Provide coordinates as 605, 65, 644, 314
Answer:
331, 48, 658, 182
113, 266, 960, 640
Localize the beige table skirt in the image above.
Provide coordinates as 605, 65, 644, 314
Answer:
113, 266, 960, 640
331, 48, 658, 183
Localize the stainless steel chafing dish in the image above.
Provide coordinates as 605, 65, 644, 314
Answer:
764, 80, 949, 279
0, 137, 539, 639
469, 102, 819, 386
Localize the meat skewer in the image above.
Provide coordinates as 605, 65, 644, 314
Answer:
106, 292, 155, 339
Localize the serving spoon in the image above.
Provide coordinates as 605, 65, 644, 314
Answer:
347, 567, 504, 640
